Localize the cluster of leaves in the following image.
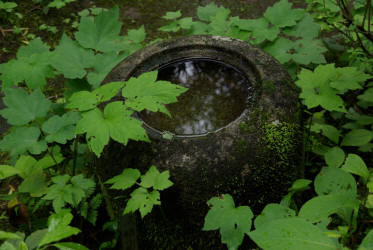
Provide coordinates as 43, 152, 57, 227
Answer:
159, 0, 327, 77
0, 5, 185, 249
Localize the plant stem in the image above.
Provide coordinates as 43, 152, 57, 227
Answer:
72, 135, 80, 176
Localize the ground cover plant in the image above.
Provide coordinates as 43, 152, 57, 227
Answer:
0, 0, 372, 249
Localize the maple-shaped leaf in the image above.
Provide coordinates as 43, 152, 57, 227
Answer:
140, 165, 173, 191
0, 38, 54, 90
203, 194, 253, 250
330, 67, 370, 91
126, 25, 146, 43
292, 39, 327, 65
235, 18, 279, 44
0, 127, 47, 157
264, 37, 294, 64
50, 34, 95, 79
209, 11, 230, 35
105, 168, 141, 190
87, 52, 127, 89
264, 0, 305, 28
18, 165, 48, 197
122, 71, 188, 116
75, 102, 148, 157
162, 10, 182, 20
0, 88, 51, 126
296, 65, 346, 112
75, 6, 122, 52
283, 14, 320, 40
197, 3, 230, 22
70, 175, 96, 205
123, 187, 160, 218
41, 111, 81, 144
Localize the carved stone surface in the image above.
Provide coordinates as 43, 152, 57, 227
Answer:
101, 35, 303, 249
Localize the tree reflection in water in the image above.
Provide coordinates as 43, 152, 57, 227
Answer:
141, 59, 250, 135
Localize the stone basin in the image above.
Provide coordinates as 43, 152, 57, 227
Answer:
100, 35, 302, 249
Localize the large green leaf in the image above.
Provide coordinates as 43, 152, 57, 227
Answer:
42, 111, 81, 144
248, 218, 341, 250
123, 187, 161, 218
197, 3, 230, 22
75, 102, 148, 156
50, 34, 95, 79
341, 154, 369, 179
324, 147, 345, 167
105, 168, 141, 190
140, 165, 173, 191
283, 14, 320, 40
263, 37, 293, 64
341, 129, 373, 146
0, 38, 54, 90
292, 39, 327, 65
75, 7, 122, 52
18, 165, 47, 197
122, 71, 188, 116
203, 194, 253, 250
314, 167, 357, 197
235, 18, 279, 44
0, 165, 19, 180
0, 88, 51, 126
0, 127, 47, 157
254, 204, 295, 229
330, 67, 370, 91
263, 0, 304, 28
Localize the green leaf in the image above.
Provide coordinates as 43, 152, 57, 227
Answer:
178, 17, 193, 29
92, 81, 125, 102
35, 146, 64, 169
197, 3, 229, 22
0, 231, 22, 240
126, 25, 146, 43
25, 229, 47, 250
75, 102, 148, 157
248, 218, 341, 250
158, 22, 180, 32
140, 166, 173, 191
0, 127, 47, 157
330, 67, 370, 91
341, 154, 369, 179
42, 112, 81, 144
123, 187, 160, 218
105, 168, 141, 190
66, 91, 98, 111
263, 0, 304, 28
283, 14, 320, 40
315, 167, 357, 197
292, 39, 327, 65
341, 129, 373, 146
0, 38, 54, 90
75, 7, 122, 52
311, 123, 341, 144
299, 194, 359, 223
87, 52, 127, 89
359, 229, 373, 250
53, 242, 89, 250
162, 10, 181, 20
14, 155, 37, 178
203, 194, 253, 250
288, 179, 312, 192
19, 165, 47, 197
122, 71, 188, 116
358, 87, 373, 102
50, 34, 95, 79
263, 37, 293, 64
0, 165, 19, 180
236, 18, 279, 44
254, 204, 295, 229
39, 210, 81, 247
0, 88, 51, 126
324, 147, 345, 167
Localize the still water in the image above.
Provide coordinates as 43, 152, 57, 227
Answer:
140, 59, 250, 135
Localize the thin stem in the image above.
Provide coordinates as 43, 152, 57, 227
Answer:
72, 135, 79, 176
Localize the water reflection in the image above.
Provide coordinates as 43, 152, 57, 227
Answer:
140, 59, 250, 135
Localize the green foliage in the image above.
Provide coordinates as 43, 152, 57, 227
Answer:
48, 0, 76, 9
203, 194, 253, 250
0, 1, 17, 12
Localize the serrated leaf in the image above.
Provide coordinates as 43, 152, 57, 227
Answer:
123, 187, 160, 218
140, 165, 173, 190
197, 3, 229, 22
315, 167, 357, 197
283, 14, 320, 40
299, 194, 359, 223
0, 88, 51, 126
42, 112, 81, 144
127, 25, 146, 43
87, 52, 127, 89
178, 17, 193, 29
341, 154, 369, 179
53, 242, 89, 250
75, 7, 122, 52
19, 165, 47, 197
237, 18, 279, 44
263, 37, 294, 64
122, 71, 188, 116
66, 91, 98, 111
341, 129, 373, 146
50, 34, 95, 79
292, 39, 327, 65
324, 147, 345, 167
330, 67, 370, 91
0, 165, 19, 180
249, 218, 341, 250
0, 38, 54, 90
0, 127, 47, 157
254, 204, 295, 229
263, 0, 305, 28
105, 168, 140, 190
203, 194, 253, 250
92, 81, 124, 102
75, 102, 148, 157
162, 10, 181, 20
39, 210, 80, 247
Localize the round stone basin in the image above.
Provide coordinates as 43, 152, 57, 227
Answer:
102, 35, 302, 249
141, 58, 250, 136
